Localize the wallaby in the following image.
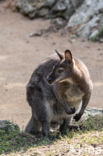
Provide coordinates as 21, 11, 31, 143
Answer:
25, 49, 93, 136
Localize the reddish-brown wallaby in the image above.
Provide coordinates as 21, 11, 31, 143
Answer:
25, 49, 93, 137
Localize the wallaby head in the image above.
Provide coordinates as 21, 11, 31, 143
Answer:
47, 49, 74, 84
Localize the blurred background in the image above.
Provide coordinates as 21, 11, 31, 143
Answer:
0, 0, 103, 129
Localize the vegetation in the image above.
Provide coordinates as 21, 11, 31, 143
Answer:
0, 116, 103, 155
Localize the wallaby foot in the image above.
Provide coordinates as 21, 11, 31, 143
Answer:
25, 116, 40, 135
59, 122, 68, 134
59, 118, 72, 134
60, 124, 80, 134
41, 121, 50, 137
68, 124, 80, 131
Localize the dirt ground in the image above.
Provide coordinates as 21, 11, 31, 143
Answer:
0, 2, 103, 129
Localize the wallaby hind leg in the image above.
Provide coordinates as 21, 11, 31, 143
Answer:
59, 117, 72, 134
60, 117, 80, 134
41, 121, 50, 137
27, 85, 51, 137
25, 116, 41, 135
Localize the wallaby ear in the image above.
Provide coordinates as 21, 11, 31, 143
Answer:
55, 49, 63, 60
65, 49, 72, 64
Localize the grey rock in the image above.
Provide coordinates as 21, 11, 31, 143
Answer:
0, 120, 20, 132
52, 0, 84, 20
82, 107, 103, 121
37, 8, 49, 18
16, 0, 35, 16
28, 11, 37, 19
45, 0, 56, 8
78, 25, 91, 38
68, 0, 103, 27
67, 0, 103, 39
52, 1, 67, 12
51, 17, 66, 28
86, 107, 103, 116
77, 16, 100, 37
16, 0, 103, 40
89, 30, 99, 39
62, 0, 75, 20
34, 0, 56, 9
16, 0, 84, 20
100, 15, 103, 25
71, 0, 84, 9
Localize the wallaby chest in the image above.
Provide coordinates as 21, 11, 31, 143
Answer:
65, 84, 84, 103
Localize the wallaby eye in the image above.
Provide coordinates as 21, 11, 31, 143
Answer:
56, 68, 64, 74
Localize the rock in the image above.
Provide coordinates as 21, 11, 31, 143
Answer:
37, 8, 49, 18
45, 0, 56, 8
51, 17, 66, 29
81, 107, 103, 121
89, 30, 99, 39
68, 0, 103, 27
16, 0, 84, 20
35, 0, 56, 9
89, 26, 103, 42
52, 1, 67, 12
86, 107, 103, 116
0, 120, 20, 132
16, 0, 103, 40
77, 16, 100, 37
16, 0, 35, 17
29, 32, 43, 37
67, 0, 103, 39
71, 0, 84, 9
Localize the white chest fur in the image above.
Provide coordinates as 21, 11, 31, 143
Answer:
65, 85, 84, 113
65, 83, 84, 102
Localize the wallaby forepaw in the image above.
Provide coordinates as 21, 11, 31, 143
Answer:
74, 113, 81, 121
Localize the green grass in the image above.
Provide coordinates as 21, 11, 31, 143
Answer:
0, 115, 103, 155
0, 120, 55, 155
62, 115, 103, 146
0, 121, 36, 155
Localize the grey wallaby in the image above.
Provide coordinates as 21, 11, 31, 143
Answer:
25, 49, 93, 136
